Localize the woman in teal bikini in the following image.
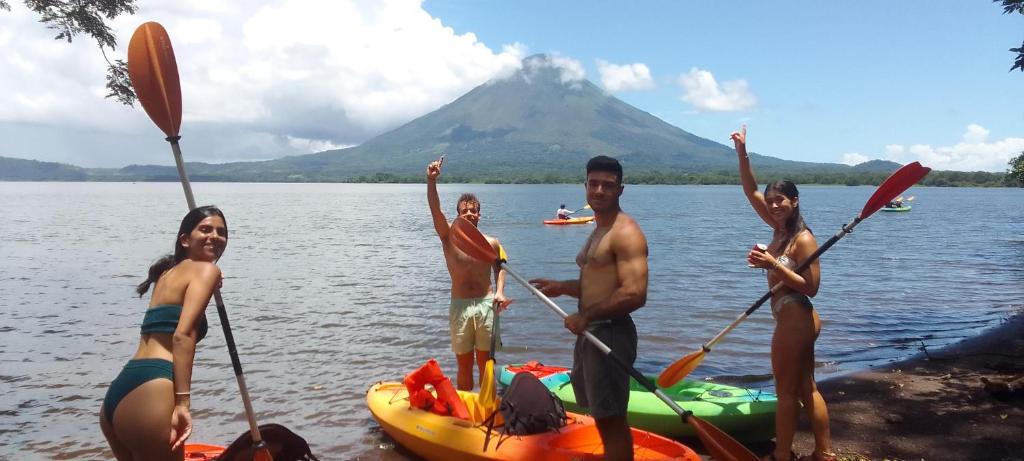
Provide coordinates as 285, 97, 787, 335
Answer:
732, 126, 834, 461
100, 206, 227, 460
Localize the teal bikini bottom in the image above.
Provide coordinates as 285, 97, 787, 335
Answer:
103, 358, 173, 423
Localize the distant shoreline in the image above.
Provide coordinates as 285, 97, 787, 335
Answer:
0, 178, 1015, 187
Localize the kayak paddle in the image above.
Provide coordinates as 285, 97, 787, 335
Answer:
571, 204, 592, 214
127, 21, 274, 461
657, 161, 931, 388
450, 217, 758, 461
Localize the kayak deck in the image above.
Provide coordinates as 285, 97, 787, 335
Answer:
500, 363, 777, 441
367, 381, 700, 461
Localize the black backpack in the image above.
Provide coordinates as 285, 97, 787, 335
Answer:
216, 423, 319, 461
483, 372, 568, 450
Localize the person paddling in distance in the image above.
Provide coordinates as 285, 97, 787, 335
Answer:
529, 156, 649, 461
426, 155, 512, 391
556, 203, 573, 220
732, 125, 834, 461
100, 206, 227, 461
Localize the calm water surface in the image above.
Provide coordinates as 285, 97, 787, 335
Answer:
1, 182, 1021, 460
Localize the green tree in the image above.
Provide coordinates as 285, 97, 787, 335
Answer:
1, 0, 138, 105
1007, 151, 1024, 187
995, 0, 1024, 72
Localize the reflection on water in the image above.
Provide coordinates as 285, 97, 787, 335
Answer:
0, 182, 1021, 459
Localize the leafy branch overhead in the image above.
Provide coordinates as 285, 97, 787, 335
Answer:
995, 0, 1024, 72
4, 0, 139, 105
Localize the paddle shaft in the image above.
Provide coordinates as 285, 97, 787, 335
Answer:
489, 299, 500, 362
498, 262, 697, 422
699, 215, 863, 353
166, 136, 264, 444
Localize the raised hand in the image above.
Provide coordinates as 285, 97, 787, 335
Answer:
730, 124, 747, 152
426, 155, 445, 181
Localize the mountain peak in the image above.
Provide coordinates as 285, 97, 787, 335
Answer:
509, 53, 587, 88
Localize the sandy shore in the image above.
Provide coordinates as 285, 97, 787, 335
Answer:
773, 312, 1024, 461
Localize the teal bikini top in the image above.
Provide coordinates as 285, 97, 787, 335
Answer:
141, 304, 208, 342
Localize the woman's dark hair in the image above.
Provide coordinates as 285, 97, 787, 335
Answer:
136, 206, 228, 297
764, 180, 811, 253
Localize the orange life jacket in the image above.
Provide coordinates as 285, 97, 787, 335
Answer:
402, 359, 470, 420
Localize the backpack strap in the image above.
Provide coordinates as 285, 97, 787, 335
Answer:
480, 407, 505, 452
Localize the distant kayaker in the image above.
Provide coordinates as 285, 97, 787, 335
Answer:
100, 206, 228, 460
529, 155, 649, 461
556, 204, 573, 220
426, 156, 512, 391
732, 125, 835, 461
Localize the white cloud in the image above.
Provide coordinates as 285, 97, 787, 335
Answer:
677, 68, 757, 112
551, 56, 586, 83
516, 54, 585, 89
962, 123, 990, 144
287, 136, 350, 153
878, 125, 1024, 172
840, 153, 871, 166
0, 0, 527, 166
597, 60, 654, 92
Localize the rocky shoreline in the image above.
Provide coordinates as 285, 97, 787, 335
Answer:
783, 312, 1024, 461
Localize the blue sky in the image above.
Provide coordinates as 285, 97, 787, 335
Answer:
1, 0, 1021, 171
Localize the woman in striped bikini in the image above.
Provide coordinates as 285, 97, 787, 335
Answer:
732, 125, 834, 461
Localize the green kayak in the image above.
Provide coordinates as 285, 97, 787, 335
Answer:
499, 362, 777, 441
880, 205, 912, 212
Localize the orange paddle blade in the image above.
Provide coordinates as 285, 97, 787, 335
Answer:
127, 21, 182, 138
252, 446, 273, 461
656, 349, 705, 388
450, 217, 498, 264
689, 414, 759, 461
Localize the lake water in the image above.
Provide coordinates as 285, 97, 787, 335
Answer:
1, 182, 1021, 460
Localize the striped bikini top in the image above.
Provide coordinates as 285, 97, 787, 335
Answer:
141, 304, 208, 342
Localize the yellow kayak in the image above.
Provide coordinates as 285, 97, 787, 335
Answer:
367, 382, 699, 461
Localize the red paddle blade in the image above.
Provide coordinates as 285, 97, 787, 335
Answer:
127, 22, 182, 138
450, 217, 498, 264
861, 161, 930, 219
689, 414, 759, 461
656, 350, 705, 388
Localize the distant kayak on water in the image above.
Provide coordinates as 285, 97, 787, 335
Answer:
882, 195, 915, 212
543, 216, 595, 225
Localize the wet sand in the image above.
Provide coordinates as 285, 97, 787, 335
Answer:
777, 312, 1024, 461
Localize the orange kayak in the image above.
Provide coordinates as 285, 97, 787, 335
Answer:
543, 216, 594, 225
185, 443, 224, 460
367, 381, 700, 461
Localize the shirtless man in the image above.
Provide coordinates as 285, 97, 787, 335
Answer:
427, 156, 512, 391
530, 155, 649, 461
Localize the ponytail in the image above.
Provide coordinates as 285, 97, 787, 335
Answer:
137, 254, 175, 297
